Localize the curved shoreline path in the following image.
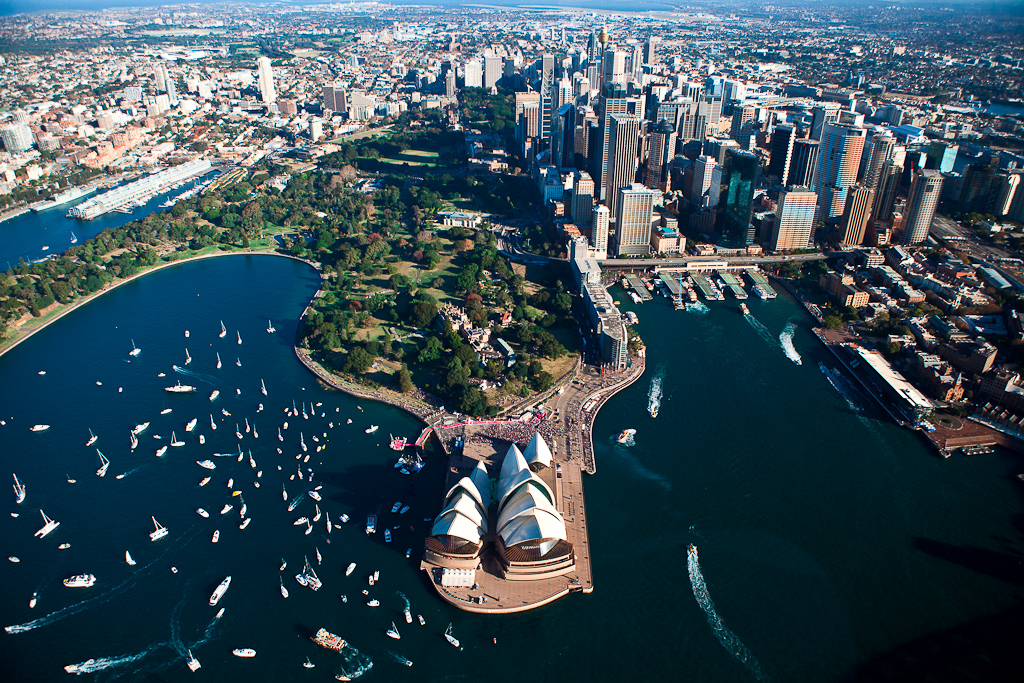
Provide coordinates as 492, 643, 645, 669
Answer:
0, 249, 318, 360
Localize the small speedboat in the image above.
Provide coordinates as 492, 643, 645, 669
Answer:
232, 649, 256, 658
212, 530, 220, 543
197, 508, 209, 518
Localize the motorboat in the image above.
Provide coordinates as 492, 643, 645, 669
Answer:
221, 505, 233, 515
12, 474, 25, 504
212, 530, 220, 543
85, 429, 98, 446
197, 508, 209, 518
365, 425, 378, 434
199, 477, 211, 486
30, 424, 50, 432
209, 390, 220, 401
30, 592, 37, 608
399, 505, 410, 515
384, 529, 392, 542
239, 517, 251, 530
232, 649, 255, 658
308, 490, 322, 502
186, 418, 198, 432
365, 514, 376, 534
616, 428, 636, 444
132, 422, 150, 435
63, 574, 96, 588
197, 460, 216, 470
280, 576, 289, 598
209, 576, 231, 606
390, 502, 402, 514
346, 562, 356, 576
367, 599, 379, 607
149, 516, 168, 541
160, 408, 172, 415
96, 449, 109, 477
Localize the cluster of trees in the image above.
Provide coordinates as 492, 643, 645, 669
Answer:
460, 87, 516, 136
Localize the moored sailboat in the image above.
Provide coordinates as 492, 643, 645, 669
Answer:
125, 550, 136, 566
12, 474, 25, 504
149, 516, 168, 541
86, 428, 98, 446
34, 509, 59, 538
96, 449, 109, 477
130, 339, 140, 357
219, 321, 227, 338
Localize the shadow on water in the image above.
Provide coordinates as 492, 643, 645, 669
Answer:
912, 536, 1024, 586
842, 604, 1024, 683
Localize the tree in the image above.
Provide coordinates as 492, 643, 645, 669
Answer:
396, 365, 414, 393
343, 347, 375, 374
418, 335, 443, 363
409, 300, 438, 328
824, 315, 843, 330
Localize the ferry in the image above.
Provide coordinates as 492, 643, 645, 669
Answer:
740, 302, 750, 316
209, 576, 231, 606
165, 382, 196, 393
197, 460, 216, 470
312, 628, 346, 652
63, 574, 96, 588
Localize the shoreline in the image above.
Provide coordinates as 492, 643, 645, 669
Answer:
0, 247, 316, 361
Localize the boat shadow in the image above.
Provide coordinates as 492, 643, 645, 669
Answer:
911, 535, 1024, 586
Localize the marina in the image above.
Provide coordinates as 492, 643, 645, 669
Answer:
66, 160, 212, 220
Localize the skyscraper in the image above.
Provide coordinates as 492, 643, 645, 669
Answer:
598, 83, 643, 201
767, 124, 797, 186
770, 187, 818, 252
592, 205, 610, 259
863, 134, 896, 192
606, 114, 642, 221
694, 95, 722, 140
810, 103, 841, 140
614, 184, 656, 256
643, 118, 675, 190
718, 149, 759, 247
643, 38, 658, 66
552, 103, 574, 169
901, 169, 943, 244
464, 60, 483, 88
572, 170, 595, 228
729, 105, 756, 150
323, 85, 347, 113
484, 56, 503, 89
839, 185, 875, 247
926, 141, 958, 174
790, 139, 819, 188
257, 56, 276, 104
872, 160, 902, 223
603, 49, 627, 86
540, 53, 555, 140
813, 122, 867, 219
690, 155, 721, 209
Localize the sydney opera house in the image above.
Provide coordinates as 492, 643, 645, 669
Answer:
423, 433, 576, 582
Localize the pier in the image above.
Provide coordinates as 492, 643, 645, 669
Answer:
691, 273, 723, 300
744, 269, 778, 298
622, 274, 653, 301
717, 271, 749, 299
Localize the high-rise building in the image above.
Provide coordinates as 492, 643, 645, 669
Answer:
603, 49, 627, 86
813, 122, 867, 219
901, 169, 943, 244
790, 139, 819, 188
729, 105, 756, 150
153, 62, 167, 92
839, 185, 875, 246
323, 86, 347, 113
643, 118, 675, 190
718, 149, 759, 246
810, 103, 841, 140
873, 160, 902, 223
614, 183, 656, 256
994, 172, 1021, 217
0, 123, 33, 152
694, 94, 722, 140
310, 119, 324, 142
592, 205, 610, 259
598, 83, 643, 201
572, 170, 595, 228
643, 38, 658, 66
926, 141, 958, 174
445, 71, 457, 98
552, 104, 574, 169
484, 56, 503, 89
606, 114, 642, 221
257, 56, 276, 104
464, 60, 483, 88
767, 124, 797, 186
770, 187, 818, 251
690, 155, 721, 209
863, 134, 896, 192
540, 53, 555, 140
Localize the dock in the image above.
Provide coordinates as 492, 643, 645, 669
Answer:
691, 273, 724, 300
717, 271, 748, 299
744, 269, 778, 298
622, 274, 653, 302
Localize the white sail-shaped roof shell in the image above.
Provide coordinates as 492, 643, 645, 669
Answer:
523, 433, 553, 468
469, 459, 491, 509
499, 508, 567, 548
498, 443, 527, 483
497, 484, 563, 534
430, 509, 483, 546
444, 477, 486, 511
440, 491, 488, 532
498, 469, 555, 509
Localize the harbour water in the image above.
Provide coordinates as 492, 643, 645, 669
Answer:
1, 257, 1021, 681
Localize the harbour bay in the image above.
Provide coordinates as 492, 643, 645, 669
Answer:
0, 256, 1021, 681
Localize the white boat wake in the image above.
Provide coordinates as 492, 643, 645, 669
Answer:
172, 366, 217, 385
64, 647, 158, 675
685, 301, 710, 314
779, 320, 802, 365
688, 547, 768, 681
744, 314, 777, 348
339, 643, 374, 679
647, 368, 664, 417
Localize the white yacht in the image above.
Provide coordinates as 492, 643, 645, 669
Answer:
165, 382, 195, 393
212, 530, 220, 543
232, 649, 256, 658
96, 449, 109, 477
209, 390, 220, 401
85, 428, 98, 446
12, 474, 25, 504
63, 574, 96, 588
155, 445, 167, 457
185, 418, 198, 432
30, 424, 50, 432
209, 576, 231, 606
197, 460, 215, 470
346, 562, 356, 576
132, 422, 150, 435
280, 576, 289, 598
221, 504, 232, 515
149, 516, 168, 541
197, 508, 209, 518
34, 509, 59, 538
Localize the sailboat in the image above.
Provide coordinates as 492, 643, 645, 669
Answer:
386, 622, 401, 639
34, 509, 60, 537
253, 424, 258, 439
184, 348, 191, 365
170, 432, 184, 447
86, 428, 98, 446
245, 418, 251, 434
216, 352, 222, 369
129, 339, 140, 357
326, 511, 331, 534
316, 547, 322, 564
96, 449, 109, 477
267, 320, 275, 333
70, 231, 78, 244
444, 623, 460, 648
278, 427, 283, 441
149, 516, 168, 541
12, 474, 26, 504
280, 576, 289, 598
130, 430, 138, 450
237, 331, 242, 345
313, 505, 321, 522
185, 650, 200, 672
219, 321, 227, 338
236, 358, 241, 367
261, 379, 267, 396
300, 433, 307, 452
125, 550, 136, 566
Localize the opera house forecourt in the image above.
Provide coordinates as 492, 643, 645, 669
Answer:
421, 433, 590, 613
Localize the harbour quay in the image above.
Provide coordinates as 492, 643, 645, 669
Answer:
67, 158, 211, 219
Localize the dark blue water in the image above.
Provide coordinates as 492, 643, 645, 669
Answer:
1, 257, 1022, 681
0, 185, 186, 269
